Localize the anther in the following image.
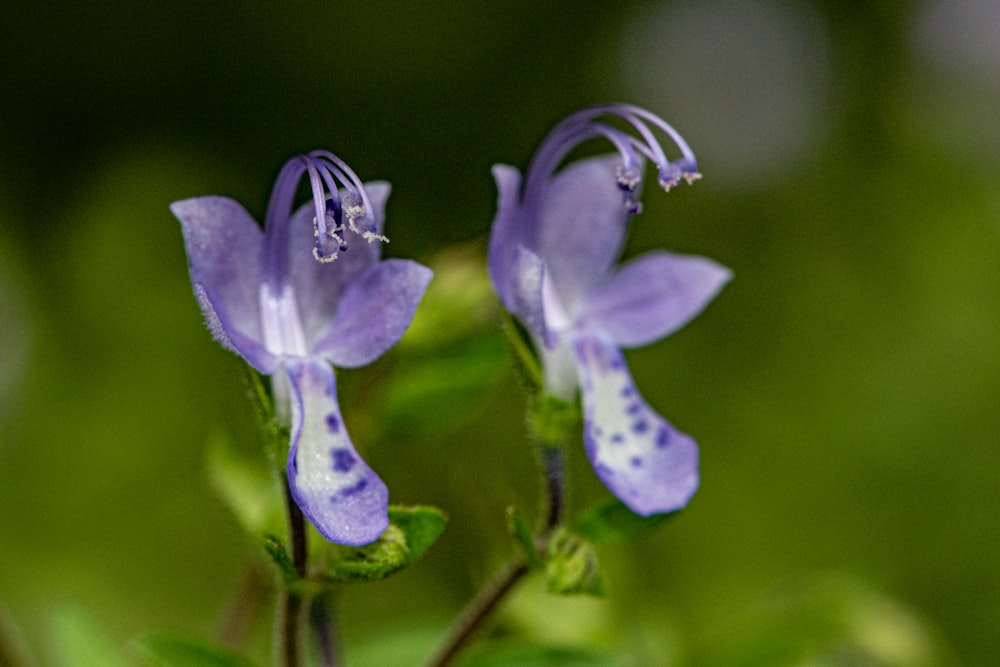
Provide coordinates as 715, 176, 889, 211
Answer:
343, 191, 388, 245
616, 165, 642, 193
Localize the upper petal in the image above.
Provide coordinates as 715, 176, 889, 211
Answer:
287, 182, 391, 344
171, 196, 266, 351
579, 251, 731, 348
574, 336, 698, 515
285, 358, 389, 545
487, 164, 528, 314
537, 154, 632, 307
312, 258, 433, 368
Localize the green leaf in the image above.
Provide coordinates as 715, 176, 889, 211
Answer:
205, 428, 282, 537
132, 633, 259, 667
325, 505, 447, 583
545, 531, 604, 597
572, 499, 676, 544
49, 607, 129, 667
388, 504, 449, 556
506, 507, 543, 568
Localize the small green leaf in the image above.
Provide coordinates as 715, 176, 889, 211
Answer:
387, 504, 449, 557
205, 428, 282, 537
573, 499, 675, 544
132, 633, 259, 667
325, 505, 447, 583
506, 507, 543, 568
545, 530, 604, 597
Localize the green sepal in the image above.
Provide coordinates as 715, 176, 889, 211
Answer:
263, 534, 298, 585
528, 393, 580, 447
238, 364, 290, 463
239, 363, 274, 426
499, 309, 542, 389
506, 506, 543, 569
132, 633, 259, 667
573, 498, 676, 544
545, 530, 604, 597
324, 505, 447, 583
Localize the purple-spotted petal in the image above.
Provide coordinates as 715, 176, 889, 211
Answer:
537, 154, 632, 307
487, 164, 528, 313
574, 337, 698, 515
286, 182, 391, 345
312, 259, 433, 368
285, 358, 388, 545
172, 196, 266, 348
580, 251, 731, 348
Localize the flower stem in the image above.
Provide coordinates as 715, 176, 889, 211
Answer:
423, 442, 567, 667
421, 559, 531, 667
541, 445, 565, 533
280, 480, 309, 667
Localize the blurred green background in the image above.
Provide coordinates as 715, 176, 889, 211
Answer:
1, 1, 998, 665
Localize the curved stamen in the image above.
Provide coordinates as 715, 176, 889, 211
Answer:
310, 151, 388, 250
520, 104, 701, 225
305, 159, 343, 263
262, 151, 388, 284
523, 121, 642, 221
309, 150, 375, 218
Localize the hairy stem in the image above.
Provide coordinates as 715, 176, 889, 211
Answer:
421, 560, 531, 667
423, 442, 566, 667
540, 445, 565, 533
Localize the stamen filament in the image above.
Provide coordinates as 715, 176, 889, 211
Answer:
262, 151, 388, 280
520, 104, 701, 225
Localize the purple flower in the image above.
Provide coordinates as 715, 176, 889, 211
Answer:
488, 105, 730, 515
172, 151, 432, 545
